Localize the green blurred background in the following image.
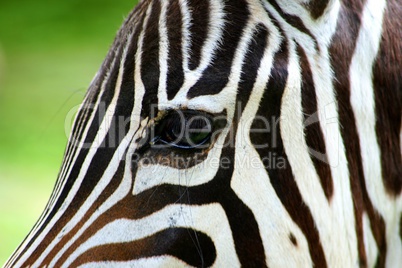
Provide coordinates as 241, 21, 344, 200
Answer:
0, 0, 138, 263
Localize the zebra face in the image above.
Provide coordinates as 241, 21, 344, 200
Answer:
6, 0, 402, 267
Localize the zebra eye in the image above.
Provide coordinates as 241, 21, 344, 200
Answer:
152, 110, 213, 149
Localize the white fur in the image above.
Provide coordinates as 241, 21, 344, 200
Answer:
157, 0, 169, 104
363, 213, 379, 267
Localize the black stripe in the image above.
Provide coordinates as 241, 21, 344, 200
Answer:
187, 0, 250, 98
187, 0, 209, 70
140, 0, 160, 100
140, 0, 161, 119
372, 0, 402, 196
297, 44, 334, 200
305, 0, 331, 19
237, 24, 269, 106
400, 214, 402, 244
166, 0, 185, 100
70, 228, 216, 268
250, 37, 327, 267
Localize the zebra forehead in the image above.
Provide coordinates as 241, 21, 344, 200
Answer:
120, 0, 286, 114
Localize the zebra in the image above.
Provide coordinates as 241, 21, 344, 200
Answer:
5, 0, 401, 267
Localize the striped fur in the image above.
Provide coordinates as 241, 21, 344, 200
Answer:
5, 0, 401, 267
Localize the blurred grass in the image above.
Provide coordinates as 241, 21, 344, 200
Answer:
0, 0, 138, 263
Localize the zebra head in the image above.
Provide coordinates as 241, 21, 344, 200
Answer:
6, 0, 402, 267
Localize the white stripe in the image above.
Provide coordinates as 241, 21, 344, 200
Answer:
363, 213, 379, 267
180, 0, 192, 73
191, 0, 225, 74
157, 0, 169, 104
